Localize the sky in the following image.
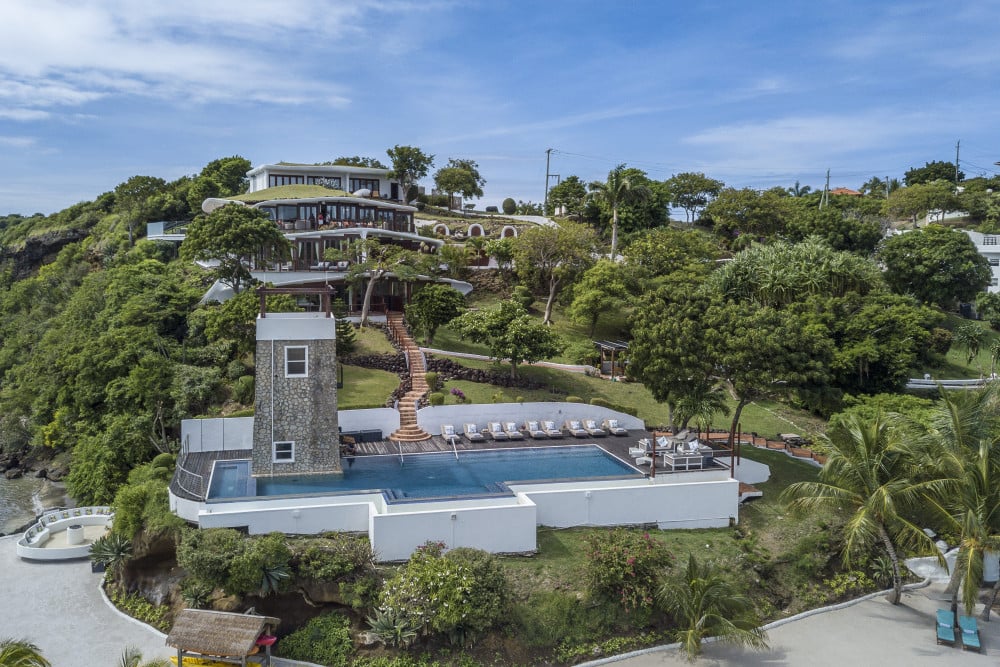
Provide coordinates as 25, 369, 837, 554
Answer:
1, 0, 999, 215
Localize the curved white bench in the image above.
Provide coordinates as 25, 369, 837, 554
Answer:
16, 507, 114, 561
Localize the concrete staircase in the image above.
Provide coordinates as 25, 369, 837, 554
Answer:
387, 313, 432, 442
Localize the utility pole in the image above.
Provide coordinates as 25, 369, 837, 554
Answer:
955, 140, 961, 186
819, 168, 830, 209
885, 175, 891, 200
544, 148, 552, 215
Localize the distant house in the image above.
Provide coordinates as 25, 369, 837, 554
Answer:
963, 230, 1000, 293
829, 187, 862, 196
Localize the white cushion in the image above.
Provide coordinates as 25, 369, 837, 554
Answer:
443, 425, 455, 436
607, 420, 619, 428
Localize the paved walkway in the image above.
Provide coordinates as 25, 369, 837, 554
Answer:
603, 584, 998, 667
0, 535, 170, 665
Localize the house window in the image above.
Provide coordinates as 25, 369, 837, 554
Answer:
985, 236, 998, 246
989, 258, 1000, 266
273, 441, 295, 463
350, 178, 380, 194
285, 346, 308, 377
991, 277, 999, 287
309, 176, 342, 189
269, 175, 305, 187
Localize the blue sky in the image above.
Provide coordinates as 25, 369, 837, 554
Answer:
1, 0, 999, 215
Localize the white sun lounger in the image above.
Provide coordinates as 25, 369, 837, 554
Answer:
487, 422, 509, 441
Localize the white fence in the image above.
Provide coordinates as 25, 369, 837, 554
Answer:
417, 402, 644, 435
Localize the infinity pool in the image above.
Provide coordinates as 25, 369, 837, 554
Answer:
207, 445, 639, 501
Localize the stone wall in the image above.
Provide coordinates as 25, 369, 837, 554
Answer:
252, 338, 340, 476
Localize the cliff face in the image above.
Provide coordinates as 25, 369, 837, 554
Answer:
0, 229, 88, 280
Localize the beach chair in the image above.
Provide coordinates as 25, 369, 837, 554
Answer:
602, 418, 629, 436
463, 423, 485, 443
936, 609, 956, 646
564, 420, 588, 437
487, 422, 509, 441
441, 424, 459, 443
524, 421, 548, 439
542, 420, 564, 438
958, 615, 981, 652
503, 422, 524, 439
583, 419, 606, 437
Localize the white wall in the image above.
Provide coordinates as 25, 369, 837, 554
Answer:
511, 477, 738, 530
197, 492, 383, 534
417, 402, 644, 434
338, 408, 400, 436
370, 499, 537, 561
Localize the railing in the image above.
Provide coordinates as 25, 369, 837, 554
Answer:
174, 453, 207, 500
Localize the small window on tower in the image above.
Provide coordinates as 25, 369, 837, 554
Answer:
273, 441, 294, 462
285, 346, 308, 377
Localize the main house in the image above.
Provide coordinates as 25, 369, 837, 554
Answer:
149, 161, 472, 313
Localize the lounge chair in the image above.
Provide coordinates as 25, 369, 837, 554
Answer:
936, 609, 956, 646
583, 419, 606, 437
487, 422, 509, 441
629, 438, 651, 459
524, 421, 548, 439
441, 424, 459, 442
959, 615, 981, 652
564, 420, 588, 438
602, 419, 628, 436
463, 423, 485, 443
542, 420, 564, 438
503, 422, 524, 439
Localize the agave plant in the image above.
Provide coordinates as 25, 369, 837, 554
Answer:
258, 562, 291, 597
366, 608, 418, 648
90, 533, 133, 577
0, 639, 50, 667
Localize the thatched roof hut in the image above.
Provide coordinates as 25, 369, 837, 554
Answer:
166, 609, 279, 666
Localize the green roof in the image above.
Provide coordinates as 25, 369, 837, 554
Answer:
229, 185, 349, 203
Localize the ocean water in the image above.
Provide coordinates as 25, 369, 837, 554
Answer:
0, 476, 51, 535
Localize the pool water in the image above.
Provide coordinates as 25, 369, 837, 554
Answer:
208, 445, 639, 501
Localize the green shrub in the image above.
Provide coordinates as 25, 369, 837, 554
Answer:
590, 397, 611, 408
424, 371, 439, 392
296, 534, 375, 582
377, 546, 511, 645
512, 285, 534, 310
588, 397, 638, 416
584, 529, 673, 611
177, 529, 292, 596
502, 198, 516, 215
177, 528, 244, 589
565, 395, 584, 403
232, 375, 255, 405
564, 340, 600, 365
150, 453, 176, 470
225, 359, 249, 380
428, 392, 445, 406
180, 577, 213, 608
110, 589, 170, 632
278, 613, 354, 666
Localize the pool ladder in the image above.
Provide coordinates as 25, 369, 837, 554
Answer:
450, 435, 459, 461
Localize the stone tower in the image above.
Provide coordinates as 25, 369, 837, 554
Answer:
252, 287, 340, 476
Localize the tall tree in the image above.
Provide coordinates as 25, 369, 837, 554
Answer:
905, 160, 963, 186
451, 302, 560, 378
180, 204, 290, 292
114, 175, 168, 245
199, 155, 252, 195
513, 220, 597, 325
786, 180, 813, 197
404, 283, 465, 345
588, 164, 648, 258
566, 259, 630, 336
386, 145, 434, 203
546, 175, 588, 218
704, 187, 792, 245
658, 554, 768, 659
328, 156, 388, 169
433, 158, 485, 210
878, 225, 990, 308
885, 182, 959, 223
664, 172, 724, 222
783, 412, 939, 605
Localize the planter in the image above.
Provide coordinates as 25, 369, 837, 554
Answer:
813, 453, 828, 464
765, 441, 787, 450
789, 447, 811, 458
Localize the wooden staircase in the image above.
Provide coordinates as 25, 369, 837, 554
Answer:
387, 313, 432, 442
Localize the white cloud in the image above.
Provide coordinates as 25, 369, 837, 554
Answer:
0, 136, 36, 148
0, 108, 51, 121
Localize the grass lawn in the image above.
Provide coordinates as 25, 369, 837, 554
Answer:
352, 325, 397, 355
338, 364, 399, 409
432, 354, 828, 437
923, 313, 1000, 379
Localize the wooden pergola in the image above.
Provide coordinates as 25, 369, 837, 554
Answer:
166, 609, 280, 666
593, 340, 629, 377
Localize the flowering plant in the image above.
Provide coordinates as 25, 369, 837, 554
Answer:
450, 387, 466, 403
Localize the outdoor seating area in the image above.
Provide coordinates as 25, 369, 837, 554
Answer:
937, 609, 983, 652
166, 609, 280, 666
564, 420, 588, 437
602, 418, 628, 436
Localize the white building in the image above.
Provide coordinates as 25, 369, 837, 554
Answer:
963, 230, 1000, 293
246, 162, 403, 201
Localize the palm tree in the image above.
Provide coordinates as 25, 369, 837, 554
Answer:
118, 647, 170, 667
588, 164, 646, 260
953, 322, 986, 366
658, 554, 768, 660
0, 639, 50, 667
910, 388, 1000, 618
787, 180, 812, 197
782, 412, 939, 604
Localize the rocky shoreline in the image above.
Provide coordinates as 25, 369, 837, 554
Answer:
0, 449, 72, 536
